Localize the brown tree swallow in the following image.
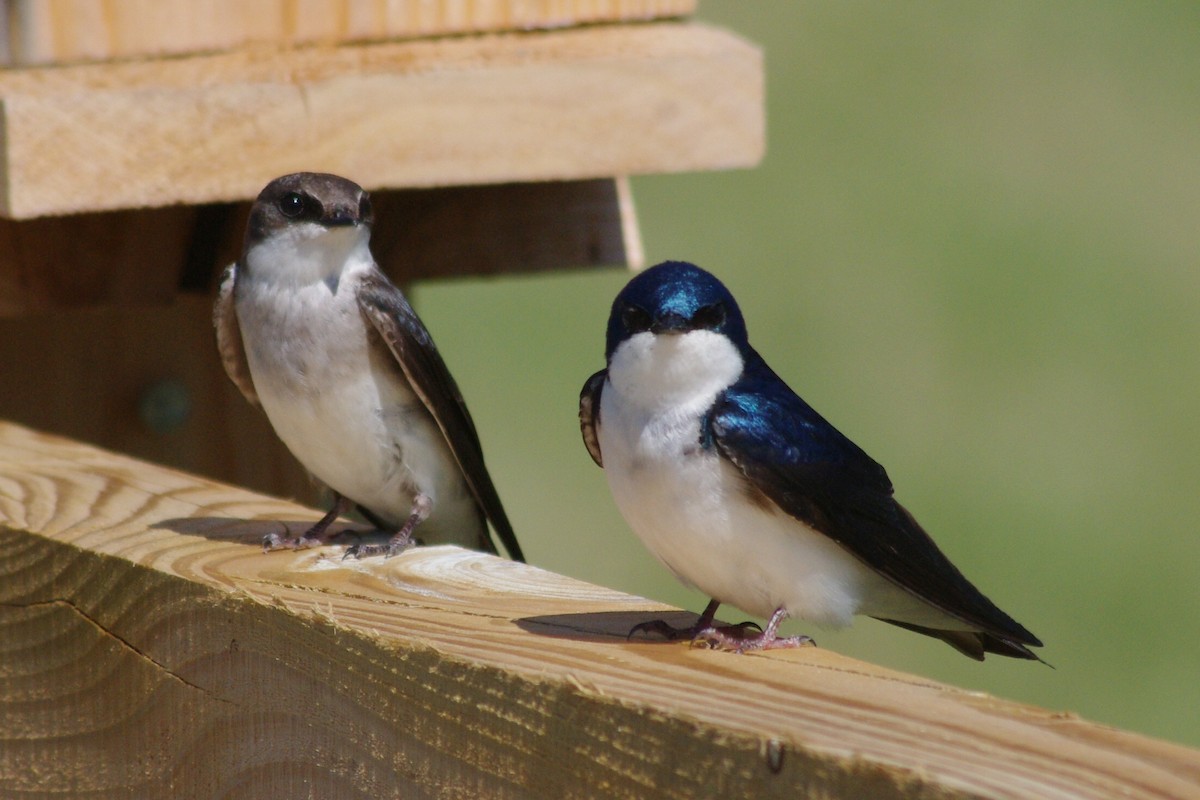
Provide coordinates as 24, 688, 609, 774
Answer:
215, 172, 523, 561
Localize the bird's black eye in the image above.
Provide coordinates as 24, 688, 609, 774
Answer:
358, 193, 373, 225
692, 302, 726, 330
278, 192, 308, 219
622, 304, 652, 334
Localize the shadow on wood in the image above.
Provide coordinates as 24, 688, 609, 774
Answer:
516, 609, 706, 642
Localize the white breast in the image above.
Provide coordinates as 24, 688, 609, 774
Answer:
599, 330, 963, 630
233, 249, 480, 544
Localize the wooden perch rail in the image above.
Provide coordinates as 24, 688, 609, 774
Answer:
2, 420, 1198, 799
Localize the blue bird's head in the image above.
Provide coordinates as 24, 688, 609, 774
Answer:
605, 261, 748, 361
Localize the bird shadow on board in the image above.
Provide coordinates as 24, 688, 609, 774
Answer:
515, 610, 753, 645
150, 516, 389, 550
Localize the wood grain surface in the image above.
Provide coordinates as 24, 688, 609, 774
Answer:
1, 0, 697, 66
1, 420, 1197, 798
0, 22, 762, 218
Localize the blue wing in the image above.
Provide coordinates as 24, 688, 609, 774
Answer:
709, 351, 1041, 658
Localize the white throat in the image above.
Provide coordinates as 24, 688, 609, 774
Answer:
244, 223, 373, 288
607, 330, 744, 413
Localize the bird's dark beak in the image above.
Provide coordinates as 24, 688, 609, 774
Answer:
324, 205, 359, 227
650, 312, 690, 335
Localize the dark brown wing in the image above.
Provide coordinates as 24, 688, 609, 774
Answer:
356, 269, 524, 562
213, 263, 260, 407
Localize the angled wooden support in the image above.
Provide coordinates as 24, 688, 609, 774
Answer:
2, 421, 1197, 799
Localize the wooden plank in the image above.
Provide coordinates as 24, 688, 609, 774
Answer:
0, 23, 762, 219
0, 0, 697, 66
1, 421, 1197, 799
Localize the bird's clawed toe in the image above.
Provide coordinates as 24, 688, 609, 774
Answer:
262, 533, 324, 552
342, 531, 415, 560
693, 627, 814, 654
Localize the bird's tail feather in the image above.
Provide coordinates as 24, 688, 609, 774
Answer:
876, 618, 1049, 664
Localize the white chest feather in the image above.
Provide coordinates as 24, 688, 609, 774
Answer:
233, 239, 476, 539
599, 330, 942, 629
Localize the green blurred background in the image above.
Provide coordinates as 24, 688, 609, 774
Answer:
412, 2, 1200, 748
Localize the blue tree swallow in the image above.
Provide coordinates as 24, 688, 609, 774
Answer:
580, 261, 1041, 659
215, 172, 523, 562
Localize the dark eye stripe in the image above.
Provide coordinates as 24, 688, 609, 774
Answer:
622, 304, 652, 333
692, 303, 726, 330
